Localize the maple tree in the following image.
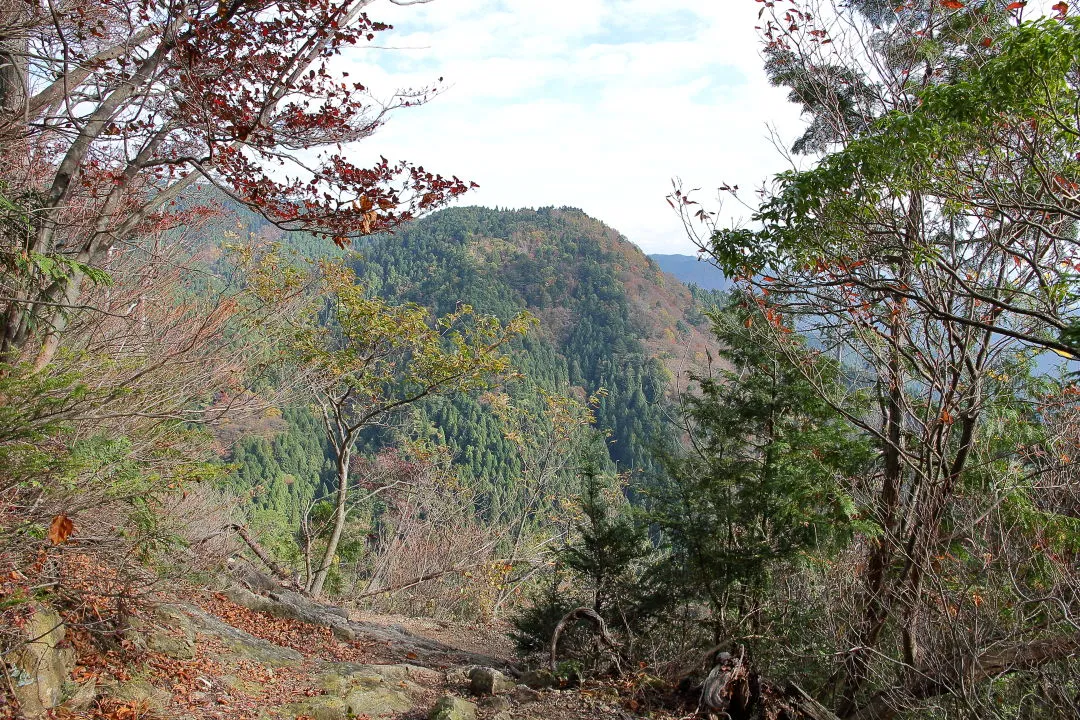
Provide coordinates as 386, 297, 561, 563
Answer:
0, 0, 472, 369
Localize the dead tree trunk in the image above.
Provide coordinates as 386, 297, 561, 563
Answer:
697, 651, 841, 720
228, 523, 295, 585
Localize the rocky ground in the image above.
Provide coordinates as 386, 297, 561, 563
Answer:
5, 583, 687, 720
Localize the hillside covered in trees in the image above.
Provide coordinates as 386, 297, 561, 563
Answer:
223, 205, 722, 578
4, 1, 1080, 720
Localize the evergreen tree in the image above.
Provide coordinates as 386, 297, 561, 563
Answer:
562, 468, 650, 618
651, 294, 871, 644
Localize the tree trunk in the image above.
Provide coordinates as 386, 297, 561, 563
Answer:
835, 196, 918, 716
229, 523, 294, 584
309, 445, 351, 597
0, 31, 27, 114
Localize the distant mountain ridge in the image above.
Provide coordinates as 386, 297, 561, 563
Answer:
649, 253, 731, 292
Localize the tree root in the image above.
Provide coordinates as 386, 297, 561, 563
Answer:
549, 607, 622, 675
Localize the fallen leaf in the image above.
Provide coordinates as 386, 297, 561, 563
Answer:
48, 514, 74, 545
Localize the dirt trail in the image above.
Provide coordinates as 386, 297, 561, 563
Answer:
34, 586, 666, 720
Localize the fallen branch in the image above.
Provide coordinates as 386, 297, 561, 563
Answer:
549, 607, 621, 675
227, 524, 294, 583
355, 561, 486, 600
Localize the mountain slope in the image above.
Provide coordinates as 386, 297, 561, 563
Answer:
350, 206, 717, 478
224, 206, 720, 541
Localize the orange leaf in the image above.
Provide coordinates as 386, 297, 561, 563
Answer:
941, 0, 964, 8
48, 514, 74, 545
1005, 1, 1026, 9
980, 37, 992, 47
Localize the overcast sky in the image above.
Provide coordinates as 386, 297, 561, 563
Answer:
343, 0, 807, 255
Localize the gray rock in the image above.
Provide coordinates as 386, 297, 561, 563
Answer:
223, 673, 266, 696
283, 685, 416, 720
511, 685, 542, 703
225, 587, 506, 668
469, 666, 515, 696
482, 695, 512, 713
146, 631, 195, 660
113, 679, 172, 712
520, 668, 556, 690
330, 623, 356, 642
275, 662, 429, 720
429, 695, 478, 720
152, 604, 196, 640
10, 604, 76, 718
225, 587, 356, 642
66, 678, 97, 711
445, 665, 474, 686
318, 661, 440, 690
162, 604, 303, 667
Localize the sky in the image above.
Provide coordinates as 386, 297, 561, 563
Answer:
343, 0, 808, 255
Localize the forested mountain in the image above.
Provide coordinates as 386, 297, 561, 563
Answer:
356, 205, 719, 467
649, 253, 731, 292
223, 206, 720, 541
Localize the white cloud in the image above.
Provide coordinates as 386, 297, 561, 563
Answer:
341, 0, 806, 254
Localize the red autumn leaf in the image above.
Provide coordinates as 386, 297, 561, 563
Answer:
941, 0, 964, 8
1006, 1, 1026, 9
980, 37, 992, 47
1053, 0, 1069, 15
48, 514, 74, 545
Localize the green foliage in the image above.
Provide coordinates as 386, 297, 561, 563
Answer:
511, 573, 582, 656
228, 206, 704, 560
0, 365, 86, 489
511, 467, 651, 661
288, 262, 531, 595
649, 294, 871, 642
225, 407, 332, 526
561, 469, 651, 616
713, 15, 1079, 356
293, 262, 533, 425
352, 206, 680, 482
